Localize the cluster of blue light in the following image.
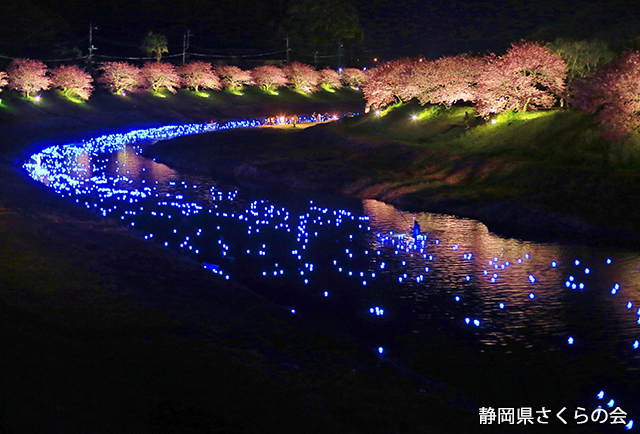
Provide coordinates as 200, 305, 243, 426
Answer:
22, 116, 639, 430
369, 306, 385, 316
597, 390, 635, 430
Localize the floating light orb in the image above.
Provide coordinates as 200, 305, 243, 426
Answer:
567, 337, 574, 345
597, 390, 605, 400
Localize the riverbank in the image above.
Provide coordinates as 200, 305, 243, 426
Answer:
0, 89, 487, 433
146, 102, 640, 248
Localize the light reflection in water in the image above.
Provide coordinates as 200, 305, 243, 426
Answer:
23, 122, 640, 428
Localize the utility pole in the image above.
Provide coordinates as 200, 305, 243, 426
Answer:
88, 23, 98, 69
284, 35, 290, 63
182, 30, 192, 65
314, 51, 318, 67
338, 38, 343, 69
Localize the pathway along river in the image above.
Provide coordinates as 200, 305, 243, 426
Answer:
24, 120, 639, 431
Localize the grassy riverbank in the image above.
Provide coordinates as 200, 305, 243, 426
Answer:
148, 101, 640, 246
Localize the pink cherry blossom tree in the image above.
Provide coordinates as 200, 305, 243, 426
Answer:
474, 41, 566, 117
318, 68, 341, 90
340, 67, 368, 88
7, 58, 51, 97
50, 64, 94, 101
214, 65, 252, 90
362, 58, 420, 112
177, 61, 221, 92
572, 50, 640, 140
98, 61, 143, 95
0, 71, 8, 92
414, 54, 484, 107
250, 65, 288, 92
282, 61, 320, 93
141, 62, 181, 93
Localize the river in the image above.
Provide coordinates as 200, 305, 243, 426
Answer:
23, 120, 639, 431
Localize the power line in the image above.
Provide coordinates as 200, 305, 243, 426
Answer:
94, 53, 183, 61
0, 53, 87, 62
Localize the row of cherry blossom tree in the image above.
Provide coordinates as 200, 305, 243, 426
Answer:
1, 41, 639, 139
363, 41, 640, 140
363, 41, 566, 117
0, 59, 369, 101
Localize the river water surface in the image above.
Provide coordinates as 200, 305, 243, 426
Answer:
23, 121, 639, 431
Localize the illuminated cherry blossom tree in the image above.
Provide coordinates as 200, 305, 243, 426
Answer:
318, 68, 341, 90
98, 62, 143, 95
7, 58, 51, 97
572, 50, 640, 140
340, 67, 368, 88
474, 41, 566, 117
0, 71, 8, 92
414, 54, 484, 107
214, 65, 252, 90
141, 62, 181, 93
177, 61, 221, 92
251, 65, 288, 92
50, 64, 94, 100
282, 61, 320, 93
362, 58, 419, 112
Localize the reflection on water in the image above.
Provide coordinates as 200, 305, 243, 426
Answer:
23, 124, 639, 430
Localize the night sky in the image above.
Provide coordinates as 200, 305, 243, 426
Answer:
1, 0, 639, 66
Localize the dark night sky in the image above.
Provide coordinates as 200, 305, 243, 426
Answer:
2, 0, 639, 65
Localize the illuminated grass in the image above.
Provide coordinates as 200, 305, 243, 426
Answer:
320, 84, 337, 93
226, 87, 244, 96
150, 89, 170, 98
